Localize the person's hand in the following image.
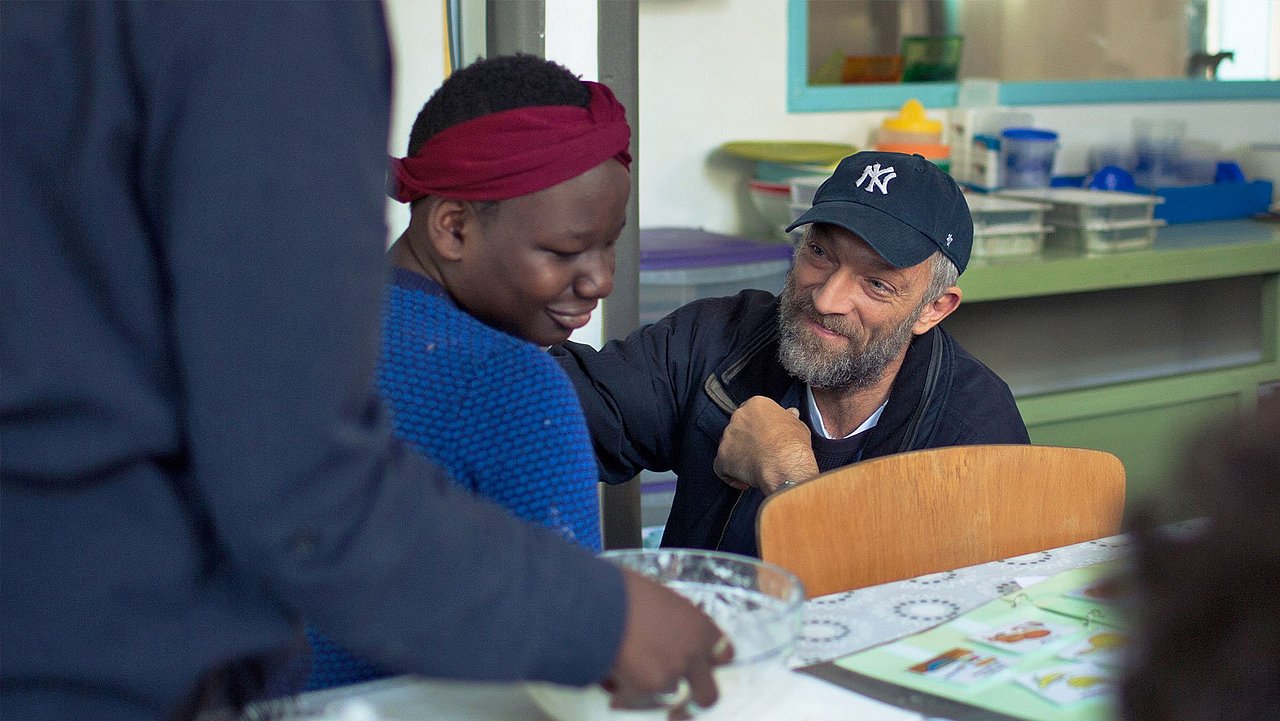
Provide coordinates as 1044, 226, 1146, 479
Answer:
604, 569, 734, 718
713, 396, 818, 495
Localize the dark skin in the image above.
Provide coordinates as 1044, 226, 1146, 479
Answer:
391, 160, 628, 347
389, 159, 733, 713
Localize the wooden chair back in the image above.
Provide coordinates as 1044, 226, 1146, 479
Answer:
756, 444, 1125, 598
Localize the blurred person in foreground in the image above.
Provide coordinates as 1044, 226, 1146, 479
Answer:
551, 151, 1029, 556
1120, 393, 1280, 721
0, 4, 727, 720
304, 54, 631, 690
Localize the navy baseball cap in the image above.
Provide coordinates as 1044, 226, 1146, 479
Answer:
785, 151, 973, 274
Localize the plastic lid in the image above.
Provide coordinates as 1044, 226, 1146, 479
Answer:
1000, 127, 1058, 141
882, 99, 942, 134
973, 133, 1002, 150
639, 228, 794, 270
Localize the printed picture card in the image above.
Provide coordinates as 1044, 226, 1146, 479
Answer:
1015, 662, 1113, 705
1063, 576, 1129, 604
971, 619, 1080, 654
1057, 630, 1130, 666
906, 647, 1012, 686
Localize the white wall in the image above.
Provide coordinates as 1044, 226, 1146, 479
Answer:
383, 0, 447, 242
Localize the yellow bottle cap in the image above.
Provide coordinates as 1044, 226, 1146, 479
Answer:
882, 99, 942, 134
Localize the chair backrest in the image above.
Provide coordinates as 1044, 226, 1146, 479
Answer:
756, 444, 1125, 598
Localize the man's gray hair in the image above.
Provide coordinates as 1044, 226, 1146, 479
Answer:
923, 251, 959, 304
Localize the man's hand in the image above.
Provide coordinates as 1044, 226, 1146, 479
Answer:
713, 396, 818, 495
605, 569, 734, 717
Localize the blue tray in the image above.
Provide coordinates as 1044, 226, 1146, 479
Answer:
1151, 180, 1273, 224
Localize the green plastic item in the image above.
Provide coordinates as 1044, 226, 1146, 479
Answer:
719, 140, 857, 165
901, 35, 964, 83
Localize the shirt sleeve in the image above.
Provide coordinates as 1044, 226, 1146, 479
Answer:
551, 295, 748, 484
137, 4, 623, 685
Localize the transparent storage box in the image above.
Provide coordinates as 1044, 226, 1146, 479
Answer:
639, 228, 793, 325
1047, 218, 1167, 254
972, 223, 1051, 258
963, 192, 1050, 231
995, 187, 1163, 227
788, 174, 836, 207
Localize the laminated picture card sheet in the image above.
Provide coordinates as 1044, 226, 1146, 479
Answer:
807, 561, 1133, 721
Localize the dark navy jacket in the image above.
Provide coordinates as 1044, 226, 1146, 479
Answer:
553, 290, 1029, 556
1, 5, 622, 720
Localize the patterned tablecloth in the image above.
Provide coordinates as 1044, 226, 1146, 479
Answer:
790, 533, 1137, 668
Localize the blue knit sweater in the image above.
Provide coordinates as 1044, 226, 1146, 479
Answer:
378, 269, 603, 548
305, 269, 604, 690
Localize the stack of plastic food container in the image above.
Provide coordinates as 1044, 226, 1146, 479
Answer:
874, 99, 950, 173
787, 173, 834, 241
638, 228, 794, 325
963, 192, 1053, 259
994, 187, 1165, 254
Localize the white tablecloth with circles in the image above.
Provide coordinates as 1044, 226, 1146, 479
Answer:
790, 534, 1136, 668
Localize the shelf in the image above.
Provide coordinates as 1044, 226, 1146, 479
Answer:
959, 219, 1280, 303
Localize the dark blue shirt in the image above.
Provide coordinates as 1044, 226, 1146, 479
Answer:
0, 4, 624, 719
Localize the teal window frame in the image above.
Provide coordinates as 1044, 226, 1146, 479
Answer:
786, 0, 1280, 112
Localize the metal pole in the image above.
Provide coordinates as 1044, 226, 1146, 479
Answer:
597, 0, 643, 550
485, 0, 544, 57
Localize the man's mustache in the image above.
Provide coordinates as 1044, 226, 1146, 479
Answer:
790, 295, 855, 340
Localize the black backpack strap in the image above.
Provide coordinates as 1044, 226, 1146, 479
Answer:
896, 329, 945, 452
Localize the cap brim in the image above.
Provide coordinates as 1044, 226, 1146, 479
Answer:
785, 200, 938, 269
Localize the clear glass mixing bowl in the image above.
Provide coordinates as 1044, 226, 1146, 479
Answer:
526, 548, 806, 721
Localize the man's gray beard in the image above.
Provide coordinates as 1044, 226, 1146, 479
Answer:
776, 275, 919, 391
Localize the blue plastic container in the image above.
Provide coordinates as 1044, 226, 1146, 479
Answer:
1001, 128, 1059, 188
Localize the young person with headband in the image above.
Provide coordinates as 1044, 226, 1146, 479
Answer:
302, 54, 708, 693
383, 55, 625, 552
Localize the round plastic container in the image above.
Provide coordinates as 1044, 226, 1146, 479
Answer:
1000, 127, 1059, 188
1132, 117, 1185, 189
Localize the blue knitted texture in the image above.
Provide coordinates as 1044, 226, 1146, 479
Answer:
303, 270, 603, 691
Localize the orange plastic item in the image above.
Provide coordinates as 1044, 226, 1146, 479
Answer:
841, 55, 902, 84
875, 141, 951, 160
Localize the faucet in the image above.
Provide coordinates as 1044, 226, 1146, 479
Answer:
1187, 51, 1234, 80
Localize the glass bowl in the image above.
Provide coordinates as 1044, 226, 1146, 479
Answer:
526, 548, 805, 721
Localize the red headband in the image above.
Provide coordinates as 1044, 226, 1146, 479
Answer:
389, 81, 631, 203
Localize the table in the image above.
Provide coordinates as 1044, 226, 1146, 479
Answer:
264, 532, 1155, 721
791, 533, 1134, 668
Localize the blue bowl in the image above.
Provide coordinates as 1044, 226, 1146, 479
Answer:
1087, 165, 1138, 192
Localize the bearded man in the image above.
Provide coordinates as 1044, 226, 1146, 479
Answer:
551, 151, 1029, 556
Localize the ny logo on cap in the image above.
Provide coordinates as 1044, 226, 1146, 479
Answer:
855, 163, 897, 195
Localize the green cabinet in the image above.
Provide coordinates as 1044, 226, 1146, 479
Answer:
943, 220, 1280, 521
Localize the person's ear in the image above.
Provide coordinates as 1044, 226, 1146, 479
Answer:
911, 286, 961, 335
423, 199, 470, 262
